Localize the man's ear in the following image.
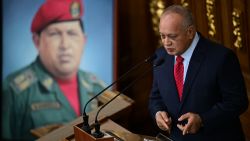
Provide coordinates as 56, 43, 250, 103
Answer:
32, 33, 40, 49
187, 25, 196, 39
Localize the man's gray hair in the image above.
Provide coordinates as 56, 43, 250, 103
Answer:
161, 5, 195, 28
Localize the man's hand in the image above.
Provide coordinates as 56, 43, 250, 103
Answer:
177, 112, 203, 135
155, 111, 172, 134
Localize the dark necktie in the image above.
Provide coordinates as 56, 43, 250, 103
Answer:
174, 56, 184, 101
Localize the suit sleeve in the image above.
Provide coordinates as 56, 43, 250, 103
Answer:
200, 50, 249, 130
148, 66, 168, 119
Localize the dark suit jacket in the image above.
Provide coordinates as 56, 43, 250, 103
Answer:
149, 35, 249, 141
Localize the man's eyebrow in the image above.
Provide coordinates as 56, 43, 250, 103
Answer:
159, 33, 177, 36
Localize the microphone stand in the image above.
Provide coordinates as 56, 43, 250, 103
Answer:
92, 59, 164, 138
81, 54, 156, 133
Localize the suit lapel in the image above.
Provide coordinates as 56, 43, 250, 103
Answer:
179, 38, 206, 111
159, 54, 180, 103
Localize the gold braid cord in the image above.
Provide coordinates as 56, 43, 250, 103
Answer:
232, 8, 242, 49
206, 0, 216, 38
149, 0, 166, 46
149, 0, 165, 35
181, 0, 189, 8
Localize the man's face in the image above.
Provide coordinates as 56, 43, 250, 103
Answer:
159, 13, 195, 56
33, 20, 85, 79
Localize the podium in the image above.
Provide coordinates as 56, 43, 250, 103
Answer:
71, 118, 156, 141
73, 119, 115, 141
36, 91, 138, 141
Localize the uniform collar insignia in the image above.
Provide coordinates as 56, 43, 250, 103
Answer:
42, 77, 53, 91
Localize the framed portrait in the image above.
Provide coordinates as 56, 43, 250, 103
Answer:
3, 0, 114, 84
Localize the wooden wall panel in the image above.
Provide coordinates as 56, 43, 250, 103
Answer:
213, 0, 223, 42
192, 0, 209, 37
219, 0, 233, 48
245, 0, 250, 91
232, 0, 250, 72
231, 0, 250, 140
116, 0, 159, 136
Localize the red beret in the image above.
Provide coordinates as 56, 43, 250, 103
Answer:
31, 0, 83, 33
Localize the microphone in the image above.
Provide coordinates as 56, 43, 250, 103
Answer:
81, 54, 157, 133
92, 58, 165, 138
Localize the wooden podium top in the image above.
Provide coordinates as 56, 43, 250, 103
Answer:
71, 119, 156, 141
36, 91, 134, 141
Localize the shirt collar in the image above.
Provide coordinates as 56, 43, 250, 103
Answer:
179, 32, 200, 61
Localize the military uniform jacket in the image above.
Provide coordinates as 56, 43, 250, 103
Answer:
2, 58, 106, 140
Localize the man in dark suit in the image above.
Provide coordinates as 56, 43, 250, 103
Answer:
149, 5, 249, 141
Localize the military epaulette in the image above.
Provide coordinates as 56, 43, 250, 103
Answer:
81, 79, 93, 92
79, 71, 106, 91
88, 74, 106, 88
10, 69, 37, 93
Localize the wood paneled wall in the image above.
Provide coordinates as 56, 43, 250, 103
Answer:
114, 0, 250, 139
115, 0, 159, 135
